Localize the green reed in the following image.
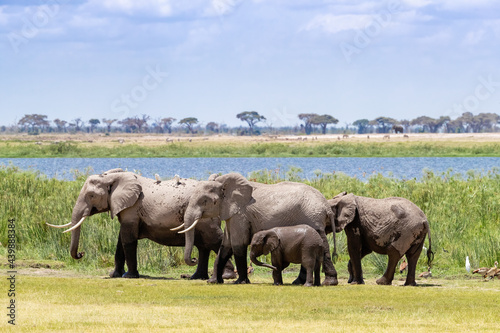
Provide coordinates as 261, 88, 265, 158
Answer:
2, 140, 500, 157
1, 165, 499, 277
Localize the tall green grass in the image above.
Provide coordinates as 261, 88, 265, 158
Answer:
2, 140, 500, 157
1, 165, 499, 277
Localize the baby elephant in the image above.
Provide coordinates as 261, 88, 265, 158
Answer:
250, 225, 324, 286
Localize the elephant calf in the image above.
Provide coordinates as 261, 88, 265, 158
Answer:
250, 225, 324, 287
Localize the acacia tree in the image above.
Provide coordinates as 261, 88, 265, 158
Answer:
353, 119, 370, 134
179, 117, 198, 134
206, 122, 219, 133
298, 113, 318, 135
160, 117, 176, 133
89, 119, 100, 133
53, 118, 67, 133
370, 117, 397, 133
236, 111, 265, 135
102, 118, 117, 133
311, 114, 339, 134
18, 114, 50, 133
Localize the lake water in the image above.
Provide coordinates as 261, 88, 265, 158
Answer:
1, 157, 499, 181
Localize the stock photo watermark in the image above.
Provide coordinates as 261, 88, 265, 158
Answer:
110, 65, 168, 118
339, 1, 401, 64
445, 74, 500, 118
7, 218, 16, 326
7, 0, 67, 54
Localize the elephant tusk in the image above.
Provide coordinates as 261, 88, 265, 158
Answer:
178, 218, 200, 234
63, 216, 86, 233
46, 221, 73, 228
170, 223, 185, 231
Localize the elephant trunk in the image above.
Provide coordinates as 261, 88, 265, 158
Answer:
69, 194, 89, 260
250, 251, 276, 271
182, 207, 200, 266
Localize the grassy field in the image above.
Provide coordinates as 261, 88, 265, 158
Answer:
2, 132, 500, 157
1, 137, 500, 331
3, 269, 500, 332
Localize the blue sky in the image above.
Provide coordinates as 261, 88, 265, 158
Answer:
1, 0, 500, 128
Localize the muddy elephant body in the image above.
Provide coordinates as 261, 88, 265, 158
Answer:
250, 225, 324, 286
49, 169, 234, 279
329, 192, 433, 286
179, 173, 338, 285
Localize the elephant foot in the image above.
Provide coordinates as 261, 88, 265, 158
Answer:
376, 277, 392, 285
347, 276, 354, 284
404, 280, 417, 286
322, 276, 339, 286
122, 271, 140, 279
233, 277, 251, 284
292, 276, 306, 285
304, 282, 314, 287
109, 268, 125, 278
349, 279, 365, 285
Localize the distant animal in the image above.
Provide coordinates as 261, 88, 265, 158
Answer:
337, 136, 341, 140
343, 134, 349, 139
392, 125, 404, 134
367, 135, 370, 139
472, 266, 490, 277
383, 134, 390, 140
485, 261, 499, 280
465, 256, 471, 273
399, 259, 408, 274
403, 134, 409, 138
419, 269, 432, 278
247, 264, 254, 275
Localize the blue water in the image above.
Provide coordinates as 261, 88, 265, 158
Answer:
1, 157, 499, 181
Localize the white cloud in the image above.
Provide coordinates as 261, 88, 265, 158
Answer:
302, 14, 371, 34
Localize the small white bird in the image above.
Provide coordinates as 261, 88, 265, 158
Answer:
466, 256, 471, 273
154, 174, 161, 183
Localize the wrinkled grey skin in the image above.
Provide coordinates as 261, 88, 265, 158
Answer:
392, 125, 404, 134
63, 168, 234, 279
181, 173, 338, 285
329, 192, 434, 286
250, 225, 323, 287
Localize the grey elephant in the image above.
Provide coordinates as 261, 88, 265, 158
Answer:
250, 225, 324, 286
392, 125, 404, 134
176, 172, 338, 285
47, 168, 235, 280
329, 192, 433, 286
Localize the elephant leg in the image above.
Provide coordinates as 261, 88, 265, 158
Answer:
110, 232, 126, 278
208, 254, 237, 283
314, 259, 322, 286
349, 245, 372, 283
376, 247, 399, 285
346, 229, 364, 284
214, 244, 233, 284
232, 244, 250, 284
404, 241, 425, 286
292, 266, 307, 285
190, 247, 210, 280
318, 230, 338, 286
121, 239, 139, 278
272, 268, 284, 285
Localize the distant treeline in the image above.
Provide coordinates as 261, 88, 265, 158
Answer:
5, 111, 500, 135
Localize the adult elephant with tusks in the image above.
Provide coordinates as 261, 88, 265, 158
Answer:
176, 172, 338, 285
47, 168, 235, 280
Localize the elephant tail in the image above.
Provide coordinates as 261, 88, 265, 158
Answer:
425, 220, 434, 268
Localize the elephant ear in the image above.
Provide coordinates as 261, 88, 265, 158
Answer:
208, 173, 219, 181
335, 193, 357, 232
262, 231, 279, 255
217, 173, 253, 221
104, 172, 142, 219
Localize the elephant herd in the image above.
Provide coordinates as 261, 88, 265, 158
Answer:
48, 168, 433, 287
